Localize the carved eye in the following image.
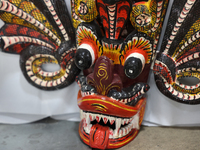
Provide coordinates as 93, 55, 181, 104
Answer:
75, 43, 97, 70
78, 2, 88, 15
124, 53, 146, 79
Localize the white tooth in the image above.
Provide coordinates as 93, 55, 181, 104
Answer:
119, 129, 123, 138
116, 118, 122, 129
132, 113, 140, 130
124, 99, 127, 103
114, 118, 122, 137
85, 113, 90, 126
108, 116, 115, 125
85, 124, 92, 134
80, 110, 84, 120
121, 119, 125, 125
89, 113, 95, 121
128, 124, 132, 132
125, 127, 128, 135
122, 128, 126, 136
103, 117, 108, 124
126, 118, 129, 124
113, 129, 119, 138
96, 114, 102, 123
109, 129, 114, 138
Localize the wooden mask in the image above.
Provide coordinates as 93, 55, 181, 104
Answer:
0, 0, 80, 90
72, 0, 168, 149
154, 0, 200, 104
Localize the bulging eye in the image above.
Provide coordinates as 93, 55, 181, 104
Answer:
124, 52, 146, 79
75, 43, 97, 70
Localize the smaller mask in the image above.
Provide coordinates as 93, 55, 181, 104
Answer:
153, 0, 200, 104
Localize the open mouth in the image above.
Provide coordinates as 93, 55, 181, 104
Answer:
78, 90, 146, 149
80, 110, 139, 139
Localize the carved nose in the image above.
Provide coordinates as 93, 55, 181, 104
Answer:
87, 56, 123, 95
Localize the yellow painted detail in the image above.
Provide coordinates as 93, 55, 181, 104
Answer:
32, 57, 66, 81
130, 0, 168, 51
0, 0, 60, 45
78, 99, 138, 112
72, 0, 98, 28
173, 18, 200, 59
79, 127, 89, 143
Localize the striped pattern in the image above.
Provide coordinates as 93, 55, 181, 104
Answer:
0, 0, 61, 45
25, 54, 71, 88
71, 0, 82, 21
154, 60, 173, 84
174, 31, 200, 59
163, 0, 196, 54
149, 1, 163, 32
43, 0, 69, 41
161, 76, 200, 100
107, 4, 116, 39
2, 36, 54, 49
176, 52, 200, 66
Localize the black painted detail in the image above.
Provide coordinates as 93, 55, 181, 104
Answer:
75, 48, 92, 70
124, 57, 143, 79
0, 36, 5, 50
107, 83, 150, 106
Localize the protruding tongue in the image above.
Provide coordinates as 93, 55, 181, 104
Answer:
89, 124, 110, 149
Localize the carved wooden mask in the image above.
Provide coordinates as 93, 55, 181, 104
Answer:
0, 0, 80, 90
72, 0, 168, 149
154, 0, 200, 104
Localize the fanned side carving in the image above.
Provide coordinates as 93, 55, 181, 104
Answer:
154, 0, 200, 104
0, 0, 80, 90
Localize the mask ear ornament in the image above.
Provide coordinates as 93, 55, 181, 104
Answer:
153, 0, 200, 104
0, 0, 80, 90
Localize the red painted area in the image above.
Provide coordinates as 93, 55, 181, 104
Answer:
89, 124, 110, 149
77, 90, 146, 118
96, 0, 131, 39
0, 24, 58, 54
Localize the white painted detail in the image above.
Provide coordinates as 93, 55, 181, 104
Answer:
78, 43, 96, 66
126, 52, 146, 69
81, 111, 140, 139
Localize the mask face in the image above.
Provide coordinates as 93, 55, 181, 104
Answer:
72, 0, 169, 149
154, 0, 200, 104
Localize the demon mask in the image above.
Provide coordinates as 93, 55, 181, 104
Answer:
72, 0, 168, 149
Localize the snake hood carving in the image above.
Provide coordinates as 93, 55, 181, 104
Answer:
0, 0, 80, 90
73, 0, 168, 149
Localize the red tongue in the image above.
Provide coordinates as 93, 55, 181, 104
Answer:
89, 124, 110, 149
